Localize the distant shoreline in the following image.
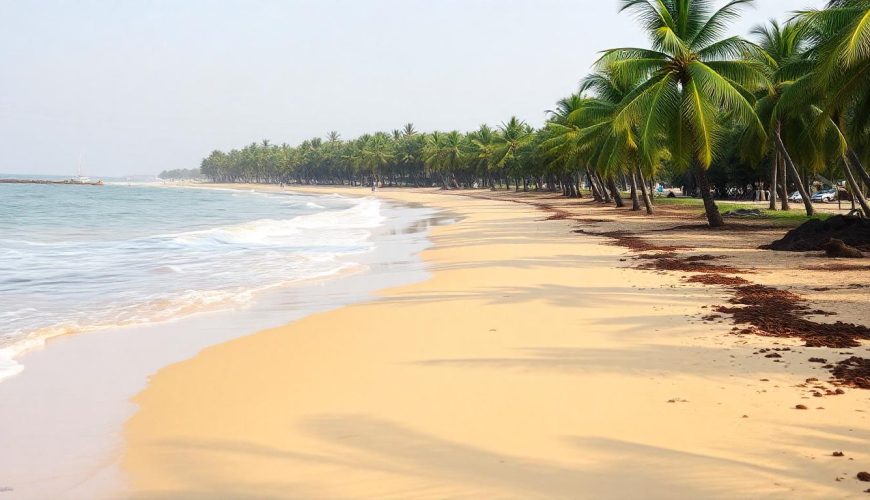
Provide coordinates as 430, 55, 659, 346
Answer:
0, 178, 104, 186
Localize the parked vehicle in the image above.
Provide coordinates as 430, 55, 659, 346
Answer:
788, 191, 803, 202
811, 189, 837, 203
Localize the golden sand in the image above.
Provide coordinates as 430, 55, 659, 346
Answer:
124, 187, 869, 498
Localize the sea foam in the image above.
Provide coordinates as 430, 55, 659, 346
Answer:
0, 188, 384, 383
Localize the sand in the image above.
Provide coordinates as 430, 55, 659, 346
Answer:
123, 187, 870, 499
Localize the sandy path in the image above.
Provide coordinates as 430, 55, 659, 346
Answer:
123, 187, 870, 499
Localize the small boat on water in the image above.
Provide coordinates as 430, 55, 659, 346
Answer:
68, 175, 104, 185
0, 158, 105, 186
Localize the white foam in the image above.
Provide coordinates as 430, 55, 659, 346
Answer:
0, 196, 383, 384
0, 350, 23, 383
167, 198, 383, 248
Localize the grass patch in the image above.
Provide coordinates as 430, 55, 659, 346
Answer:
651, 196, 834, 225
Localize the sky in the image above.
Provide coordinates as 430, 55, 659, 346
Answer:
0, 0, 826, 177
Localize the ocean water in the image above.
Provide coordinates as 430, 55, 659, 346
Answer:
0, 183, 386, 381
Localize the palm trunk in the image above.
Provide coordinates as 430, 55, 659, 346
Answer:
694, 162, 724, 227
847, 148, 870, 190
778, 151, 790, 211
596, 172, 612, 203
635, 164, 654, 215
628, 171, 641, 211
587, 169, 602, 202
773, 125, 814, 216
440, 173, 450, 190
606, 176, 625, 208
768, 154, 777, 210
842, 155, 870, 217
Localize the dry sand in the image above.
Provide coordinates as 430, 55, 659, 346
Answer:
124, 187, 870, 499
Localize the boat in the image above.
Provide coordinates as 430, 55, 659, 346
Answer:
69, 158, 104, 185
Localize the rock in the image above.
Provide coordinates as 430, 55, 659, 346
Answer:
823, 238, 865, 259
809, 357, 828, 364
833, 451, 845, 457
795, 404, 808, 410
858, 471, 870, 482
765, 353, 782, 358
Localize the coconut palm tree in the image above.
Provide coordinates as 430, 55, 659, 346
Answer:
747, 20, 818, 216
492, 117, 533, 191
791, 0, 870, 214
467, 124, 499, 189
604, 0, 768, 226
357, 133, 395, 186
402, 123, 418, 137
578, 67, 660, 213
542, 95, 608, 201
423, 131, 465, 189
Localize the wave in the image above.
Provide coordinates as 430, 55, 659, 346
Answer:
166, 198, 383, 248
0, 196, 384, 383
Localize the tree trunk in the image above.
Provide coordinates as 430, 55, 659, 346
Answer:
778, 151, 790, 211
598, 173, 612, 203
768, 154, 777, 210
847, 148, 870, 189
606, 176, 625, 208
628, 171, 641, 211
635, 164, 654, 215
587, 170, 602, 202
842, 155, 870, 217
440, 173, 450, 190
694, 163, 724, 227
773, 125, 814, 216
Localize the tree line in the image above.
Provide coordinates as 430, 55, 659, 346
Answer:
159, 168, 203, 180
199, 0, 870, 226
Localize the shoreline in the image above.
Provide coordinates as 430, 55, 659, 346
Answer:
123, 186, 869, 498
0, 188, 439, 499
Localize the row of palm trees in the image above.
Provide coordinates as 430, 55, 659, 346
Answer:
197, 0, 870, 226
199, 120, 543, 191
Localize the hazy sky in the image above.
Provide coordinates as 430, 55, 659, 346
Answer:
0, 0, 825, 177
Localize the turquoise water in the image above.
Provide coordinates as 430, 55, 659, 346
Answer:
0, 183, 385, 380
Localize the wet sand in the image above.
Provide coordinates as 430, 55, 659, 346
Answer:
0, 192, 436, 499
124, 187, 870, 499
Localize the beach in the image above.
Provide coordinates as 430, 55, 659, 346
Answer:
123, 186, 870, 498
0, 185, 438, 498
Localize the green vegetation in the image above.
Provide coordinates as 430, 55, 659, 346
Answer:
653, 196, 834, 224
159, 168, 202, 180
199, 0, 870, 226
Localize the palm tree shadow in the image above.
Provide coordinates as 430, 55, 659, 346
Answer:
412, 344, 757, 377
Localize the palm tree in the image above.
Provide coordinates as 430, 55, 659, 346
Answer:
402, 123, 418, 137
423, 131, 465, 189
542, 95, 612, 202
466, 124, 498, 189
605, 0, 768, 226
577, 67, 659, 213
492, 117, 533, 191
748, 20, 817, 216
792, 0, 870, 215
357, 132, 395, 187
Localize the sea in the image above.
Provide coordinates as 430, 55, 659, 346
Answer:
0, 181, 429, 382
